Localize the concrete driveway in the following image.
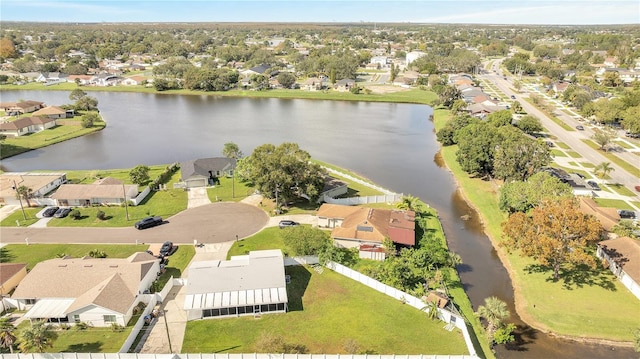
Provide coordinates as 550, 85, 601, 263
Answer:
139, 241, 234, 353
187, 187, 211, 209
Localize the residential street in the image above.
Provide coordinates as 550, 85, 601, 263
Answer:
479, 71, 640, 197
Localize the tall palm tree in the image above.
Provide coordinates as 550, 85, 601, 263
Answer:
15, 185, 33, 207
475, 296, 510, 339
17, 320, 58, 353
594, 161, 615, 179
0, 318, 16, 354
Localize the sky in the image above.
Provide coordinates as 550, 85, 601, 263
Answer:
0, 0, 638, 25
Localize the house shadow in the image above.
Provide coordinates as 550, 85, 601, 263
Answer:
285, 265, 312, 312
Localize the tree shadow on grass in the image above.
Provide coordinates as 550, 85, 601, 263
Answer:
285, 266, 312, 312
64, 341, 103, 352
0, 247, 15, 263
524, 263, 617, 291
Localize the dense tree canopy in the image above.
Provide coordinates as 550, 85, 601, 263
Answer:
498, 172, 573, 214
501, 198, 604, 281
236, 143, 326, 204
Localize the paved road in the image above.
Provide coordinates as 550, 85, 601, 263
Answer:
0, 202, 269, 245
480, 71, 639, 195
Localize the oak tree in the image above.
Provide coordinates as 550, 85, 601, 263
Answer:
501, 198, 604, 281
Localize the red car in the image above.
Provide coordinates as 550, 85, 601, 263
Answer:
635, 185, 640, 192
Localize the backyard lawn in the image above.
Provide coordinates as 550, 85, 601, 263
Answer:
182, 265, 467, 354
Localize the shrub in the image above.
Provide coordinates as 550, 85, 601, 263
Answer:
111, 323, 124, 332
74, 322, 88, 331
96, 210, 106, 220
69, 209, 81, 220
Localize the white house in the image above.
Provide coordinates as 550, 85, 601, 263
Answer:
0, 172, 67, 206
184, 250, 288, 320
12, 252, 160, 327
405, 51, 427, 66
597, 237, 640, 300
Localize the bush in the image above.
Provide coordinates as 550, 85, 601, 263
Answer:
111, 323, 125, 332
69, 209, 81, 220
96, 210, 106, 220
74, 322, 88, 330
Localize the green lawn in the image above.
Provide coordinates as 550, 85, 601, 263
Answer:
555, 142, 571, 150
1, 117, 105, 159
49, 325, 133, 352
593, 198, 634, 210
433, 109, 640, 342
608, 183, 637, 197
227, 227, 290, 258
580, 162, 596, 168
581, 140, 640, 177
551, 149, 566, 157
0, 244, 148, 270
156, 244, 195, 287
567, 150, 582, 158
613, 140, 633, 149
207, 176, 256, 202
182, 265, 467, 354
0, 207, 41, 227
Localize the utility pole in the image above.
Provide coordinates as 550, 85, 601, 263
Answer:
12, 179, 27, 221
122, 183, 129, 221
231, 162, 235, 199
275, 183, 279, 214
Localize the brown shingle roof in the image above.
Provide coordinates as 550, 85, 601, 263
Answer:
13, 252, 157, 314
579, 197, 620, 231
0, 116, 55, 130
31, 105, 66, 116
599, 237, 640, 284
0, 263, 27, 284
51, 183, 138, 200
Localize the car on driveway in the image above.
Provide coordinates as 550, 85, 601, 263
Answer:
617, 210, 636, 219
279, 220, 300, 229
587, 180, 600, 190
576, 125, 584, 130
53, 207, 72, 218
42, 206, 59, 218
510, 95, 516, 99
159, 241, 174, 256
134, 216, 163, 230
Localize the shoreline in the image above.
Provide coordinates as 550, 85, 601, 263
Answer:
440, 151, 633, 349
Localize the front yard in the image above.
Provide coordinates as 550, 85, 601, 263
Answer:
182, 265, 467, 354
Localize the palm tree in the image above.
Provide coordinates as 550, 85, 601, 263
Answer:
15, 185, 33, 207
0, 318, 16, 354
421, 297, 440, 321
17, 320, 58, 353
594, 162, 615, 179
475, 296, 510, 339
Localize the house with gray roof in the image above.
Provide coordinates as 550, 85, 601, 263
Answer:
184, 250, 288, 320
180, 157, 237, 188
12, 252, 160, 326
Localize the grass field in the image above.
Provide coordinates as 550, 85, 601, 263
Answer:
581, 140, 640, 177
227, 227, 289, 258
182, 265, 467, 354
48, 325, 134, 352
433, 109, 640, 342
593, 198, 634, 210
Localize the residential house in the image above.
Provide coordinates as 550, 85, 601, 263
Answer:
121, 75, 148, 86
240, 64, 272, 77
370, 56, 388, 68
301, 77, 325, 91
460, 88, 487, 103
0, 172, 67, 206
552, 82, 570, 95
12, 252, 160, 326
604, 57, 618, 68
597, 237, 640, 300
0, 100, 45, 114
0, 116, 58, 137
67, 75, 93, 85
91, 73, 120, 86
180, 157, 237, 188
405, 51, 427, 66
317, 204, 416, 259
319, 176, 348, 202
184, 250, 288, 320
578, 197, 620, 231
50, 177, 138, 207
466, 103, 504, 118
0, 263, 27, 296
36, 72, 69, 85
335, 78, 356, 92
32, 105, 72, 119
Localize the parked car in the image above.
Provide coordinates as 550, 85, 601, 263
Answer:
53, 207, 72, 218
42, 206, 59, 218
575, 125, 584, 130
510, 95, 516, 99
278, 220, 300, 229
617, 210, 636, 219
159, 241, 174, 256
587, 180, 600, 190
635, 185, 640, 192
134, 216, 163, 230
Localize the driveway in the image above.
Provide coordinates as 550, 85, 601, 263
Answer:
139, 241, 233, 354
187, 187, 211, 209
0, 202, 269, 245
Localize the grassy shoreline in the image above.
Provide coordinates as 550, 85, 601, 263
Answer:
432, 108, 639, 345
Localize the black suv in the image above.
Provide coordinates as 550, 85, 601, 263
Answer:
279, 220, 300, 229
134, 216, 163, 230
159, 241, 174, 256
618, 210, 636, 219
42, 206, 59, 218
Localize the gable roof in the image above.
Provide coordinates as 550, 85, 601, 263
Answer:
599, 237, 640, 283
248, 64, 271, 74
318, 204, 416, 246
0, 172, 66, 199
0, 263, 27, 283
51, 183, 138, 200
578, 197, 620, 231
32, 105, 66, 117
13, 252, 157, 315
0, 116, 56, 130
180, 157, 236, 180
